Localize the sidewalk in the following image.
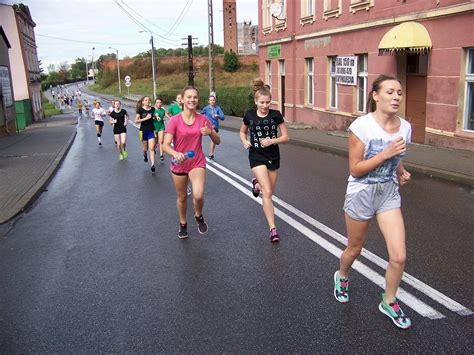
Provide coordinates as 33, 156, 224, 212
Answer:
85, 87, 474, 185
0, 112, 77, 225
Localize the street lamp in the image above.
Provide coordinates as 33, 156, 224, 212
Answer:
139, 30, 156, 99
91, 47, 95, 83
109, 47, 122, 95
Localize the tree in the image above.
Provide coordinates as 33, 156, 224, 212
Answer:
57, 61, 70, 81
70, 58, 86, 80
223, 51, 240, 72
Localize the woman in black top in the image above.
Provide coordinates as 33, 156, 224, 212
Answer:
135, 96, 156, 172
109, 100, 129, 160
239, 80, 289, 242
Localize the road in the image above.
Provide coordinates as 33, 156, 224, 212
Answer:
0, 91, 472, 352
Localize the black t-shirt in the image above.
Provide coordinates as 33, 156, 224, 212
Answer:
110, 109, 127, 130
136, 106, 155, 132
243, 108, 284, 162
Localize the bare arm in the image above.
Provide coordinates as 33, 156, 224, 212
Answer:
200, 121, 220, 145
239, 123, 251, 150
162, 133, 185, 162
397, 162, 411, 186
348, 133, 406, 177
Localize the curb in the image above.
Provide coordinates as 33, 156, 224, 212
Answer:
0, 126, 77, 225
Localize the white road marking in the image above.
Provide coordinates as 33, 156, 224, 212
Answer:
207, 159, 473, 318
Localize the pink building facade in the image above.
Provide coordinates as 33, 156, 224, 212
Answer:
258, 0, 474, 150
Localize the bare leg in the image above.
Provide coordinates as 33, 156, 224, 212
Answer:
188, 168, 206, 217
171, 173, 189, 224
252, 165, 276, 229
376, 208, 406, 303
339, 214, 370, 278
148, 137, 156, 166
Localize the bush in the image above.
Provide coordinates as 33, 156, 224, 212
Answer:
223, 51, 240, 73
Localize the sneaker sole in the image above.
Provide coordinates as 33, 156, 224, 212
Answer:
334, 271, 349, 304
378, 303, 412, 329
270, 237, 279, 242
178, 234, 188, 239
197, 225, 208, 234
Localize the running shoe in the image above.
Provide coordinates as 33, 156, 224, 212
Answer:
151, 165, 155, 172
333, 271, 349, 303
98, 142, 102, 146
119, 153, 124, 161
187, 185, 192, 196
378, 294, 412, 329
195, 215, 208, 234
123, 150, 128, 159
208, 154, 214, 160
178, 223, 188, 239
143, 153, 148, 162
269, 227, 280, 242
160, 155, 164, 161
251, 178, 260, 198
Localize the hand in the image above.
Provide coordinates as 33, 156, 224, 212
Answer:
398, 168, 411, 186
145, 113, 152, 120
242, 140, 251, 150
259, 137, 272, 148
173, 151, 186, 163
383, 137, 406, 159
201, 121, 212, 136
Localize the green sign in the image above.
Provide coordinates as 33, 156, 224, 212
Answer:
267, 44, 281, 59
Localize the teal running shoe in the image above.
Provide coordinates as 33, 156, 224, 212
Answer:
334, 271, 349, 303
378, 294, 412, 329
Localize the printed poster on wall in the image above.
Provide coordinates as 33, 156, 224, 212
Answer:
335, 56, 358, 86
0, 66, 13, 107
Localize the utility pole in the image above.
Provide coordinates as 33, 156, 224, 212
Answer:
109, 47, 122, 95
182, 35, 198, 86
187, 35, 194, 86
150, 34, 156, 99
207, 0, 216, 95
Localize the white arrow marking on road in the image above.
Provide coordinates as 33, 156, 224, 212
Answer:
207, 159, 473, 318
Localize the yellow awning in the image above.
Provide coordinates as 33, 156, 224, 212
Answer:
378, 22, 432, 55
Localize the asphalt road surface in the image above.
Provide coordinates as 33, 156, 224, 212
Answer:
0, 93, 472, 352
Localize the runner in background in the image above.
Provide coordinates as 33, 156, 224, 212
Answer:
201, 95, 225, 160
135, 96, 156, 172
153, 97, 166, 162
334, 74, 413, 330
92, 102, 107, 146
166, 93, 183, 119
109, 100, 128, 160
163, 86, 220, 239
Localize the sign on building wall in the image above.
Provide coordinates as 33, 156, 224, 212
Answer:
267, 44, 281, 59
335, 56, 358, 86
0, 66, 13, 107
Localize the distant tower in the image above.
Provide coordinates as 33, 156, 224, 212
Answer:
223, 0, 237, 53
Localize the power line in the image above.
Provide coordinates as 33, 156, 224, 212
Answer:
165, 0, 193, 38
36, 34, 145, 46
117, 0, 181, 40
113, 0, 178, 47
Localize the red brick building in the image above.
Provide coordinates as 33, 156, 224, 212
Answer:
223, 0, 238, 53
258, 0, 474, 150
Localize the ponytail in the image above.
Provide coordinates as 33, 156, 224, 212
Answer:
252, 78, 271, 100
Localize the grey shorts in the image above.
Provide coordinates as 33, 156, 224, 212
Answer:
343, 181, 401, 221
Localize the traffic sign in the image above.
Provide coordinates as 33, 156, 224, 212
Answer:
125, 81, 131, 87
124, 75, 131, 82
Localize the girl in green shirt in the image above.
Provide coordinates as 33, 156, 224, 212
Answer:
154, 97, 166, 161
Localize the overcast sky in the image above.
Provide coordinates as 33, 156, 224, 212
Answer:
1, 0, 258, 71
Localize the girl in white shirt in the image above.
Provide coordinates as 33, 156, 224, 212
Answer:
92, 102, 107, 145
334, 75, 413, 330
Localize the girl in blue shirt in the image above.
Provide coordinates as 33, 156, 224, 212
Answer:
201, 95, 224, 160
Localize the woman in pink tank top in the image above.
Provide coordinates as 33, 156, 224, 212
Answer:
163, 86, 221, 239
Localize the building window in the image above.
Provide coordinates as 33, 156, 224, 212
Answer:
266, 61, 272, 87
263, 0, 272, 32
350, 0, 374, 14
464, 48, 474, 131
300, 0, 315, 25
279, 60, 285, 76
306, 58, 314, 105
329, 56, 338, 109
357, 54, 368, 113
323, 0, 342, 20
